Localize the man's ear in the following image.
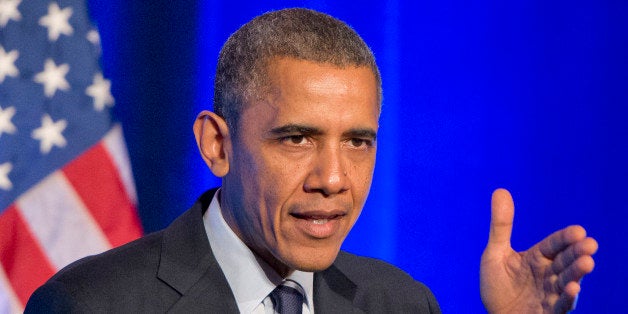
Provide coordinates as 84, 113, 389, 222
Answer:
193, 110, 230, 177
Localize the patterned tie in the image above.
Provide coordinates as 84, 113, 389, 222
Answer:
270, 280, 304, 314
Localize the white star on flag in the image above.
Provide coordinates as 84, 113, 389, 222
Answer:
0, 105, 16, 137
0, 0, 21, 27
0, 45, 19, 82
0, 161, 12, 190
38, 2, 73, 42
86, 29, 100, 46
31, 114, 67, 154
86, 73, 114, 111
34, 58, 70, 98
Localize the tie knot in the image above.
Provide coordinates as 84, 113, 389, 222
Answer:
270, 280, 304, 314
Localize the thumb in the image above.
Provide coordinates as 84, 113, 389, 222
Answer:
488, 188, 515, 249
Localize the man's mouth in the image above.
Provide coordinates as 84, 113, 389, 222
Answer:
290, 213, 344, 222
289, 212, 346, 238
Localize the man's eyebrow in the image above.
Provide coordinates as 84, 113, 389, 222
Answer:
268, 124, 377, 140
344, 128, 377, 141
268, 124, 323, 136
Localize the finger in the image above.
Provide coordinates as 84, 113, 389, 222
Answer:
556, 255, 595, 292
553, 281, 581, 314
538, 225, 587, 260
488, 188, 514, 249
551, 237, 599, 275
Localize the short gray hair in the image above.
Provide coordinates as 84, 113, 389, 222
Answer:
213, 8, 381, 132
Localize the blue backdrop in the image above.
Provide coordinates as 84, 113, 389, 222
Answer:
88, 1, 628, 312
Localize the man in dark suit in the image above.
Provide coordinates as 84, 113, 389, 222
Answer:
26, 8, 597, 313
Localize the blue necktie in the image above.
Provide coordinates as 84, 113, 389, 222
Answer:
270, 281, 303, 314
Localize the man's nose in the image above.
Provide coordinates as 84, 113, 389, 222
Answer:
303, 145, 350, 196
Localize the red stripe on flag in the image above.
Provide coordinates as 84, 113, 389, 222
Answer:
62, 143, 143, 247
0, 205, 56, 306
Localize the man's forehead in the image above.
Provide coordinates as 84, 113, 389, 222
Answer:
263, 58, 378, 99
263, 56, 376, 78
259, 57, 374, 87
234, 57, 381, 134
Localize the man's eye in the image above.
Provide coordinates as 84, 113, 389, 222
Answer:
281, 135, 307, 145
349, 138, 372, 148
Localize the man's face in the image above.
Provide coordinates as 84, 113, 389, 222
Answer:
221, 57, 379, 276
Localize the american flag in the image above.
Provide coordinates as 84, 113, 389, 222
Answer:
0, 0, 143, 312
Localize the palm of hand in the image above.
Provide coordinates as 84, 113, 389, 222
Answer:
482, 246, 557, 313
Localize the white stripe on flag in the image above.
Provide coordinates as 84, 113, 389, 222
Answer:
16, 172, 111, 270
103, 124, 138, 204
0, 265, 21, 314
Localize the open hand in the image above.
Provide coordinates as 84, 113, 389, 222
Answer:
480, 189, 598, 313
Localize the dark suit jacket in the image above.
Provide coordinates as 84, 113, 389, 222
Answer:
25, 189, 441, 313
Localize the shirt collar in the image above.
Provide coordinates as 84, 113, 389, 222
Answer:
203, 190, 314, 313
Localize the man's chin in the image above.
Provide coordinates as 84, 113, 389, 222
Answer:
284, 249, 340, 273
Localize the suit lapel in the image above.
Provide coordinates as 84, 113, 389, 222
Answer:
166, 264, 239, 313
157, 189, 239, 313
314, 263, 362, 313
